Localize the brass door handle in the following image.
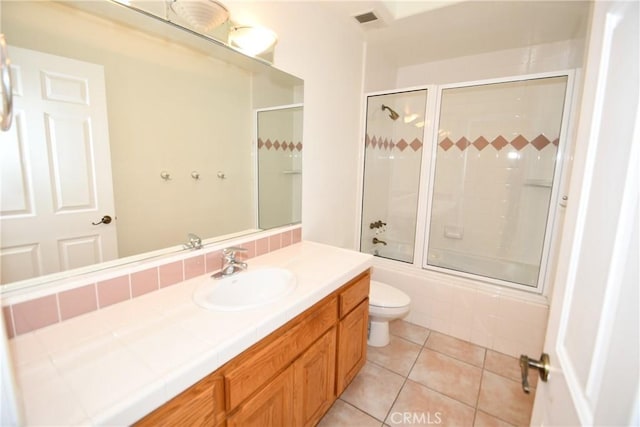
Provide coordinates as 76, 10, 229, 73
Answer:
92, 215, 112, 225
519, 353, 550, 393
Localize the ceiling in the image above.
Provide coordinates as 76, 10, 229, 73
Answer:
322, 1, 591, 67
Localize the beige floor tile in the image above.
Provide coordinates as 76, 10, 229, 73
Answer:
426, 331, 486, 367
389, 320, 430, 345
386, 380, 475, 427
477, 371, 535, 426
340, 361, 406, 422
317, 399, 382, 427
484, 350, 538, 388
409, 348, 482, 406
474, 410, 516, 427
368, 335, 422, 376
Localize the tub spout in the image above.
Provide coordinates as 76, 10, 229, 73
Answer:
373, 237, 387, 246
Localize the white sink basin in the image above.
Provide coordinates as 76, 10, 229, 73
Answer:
193, 267, 297, 311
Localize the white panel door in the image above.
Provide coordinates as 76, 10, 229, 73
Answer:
0, 46, 117, 284
530, 1, 639, 425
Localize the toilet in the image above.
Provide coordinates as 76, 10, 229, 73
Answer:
368, 280, 411, 347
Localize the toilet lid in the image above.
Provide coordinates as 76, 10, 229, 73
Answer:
370, 281, 410, 308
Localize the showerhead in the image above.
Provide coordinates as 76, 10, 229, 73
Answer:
381, 104, 400, 121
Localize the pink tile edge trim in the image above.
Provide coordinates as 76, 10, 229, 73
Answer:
4, 226, 302, 337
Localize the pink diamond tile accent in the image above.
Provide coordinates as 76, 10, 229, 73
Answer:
265, 139, 273, 149
383, 139, 389, 150
371, 136, 378, 149
206, 250, 223, 273
455, 137, 470, 151
257, 138, 264, 149
98, 276, 130, 308
510, 134, 529, 151
185, 255, 205, 279
59, 284, 97, 321
256, 237, 269, 256
288, 142, 295, 151
159, 261, 184, 288
12, 295, 59, 335
389, 141, 395, 150
491, 135, 509, 150
292, 228, 302, 243
552, 138, 559, 146
296, 142, 303, 151
439, 138, 454, 151
396, 139, 408, 151
473, 136, 490, 151
3, 306, 15, 338
365, 134, 370, 147
530, 134, 551, 151
131, 268, 159, 297
274, 140, 281, 150
410, 138, 423, 151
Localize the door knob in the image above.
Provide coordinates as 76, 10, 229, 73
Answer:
519, 353, 550, 393
92, 215, 112, 225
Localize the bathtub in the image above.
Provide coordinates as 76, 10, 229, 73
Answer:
367, 247, 550, 359
426, 248, 540, 288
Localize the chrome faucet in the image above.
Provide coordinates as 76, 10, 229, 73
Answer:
184, 233, 203, 250
214, 247, 248, 278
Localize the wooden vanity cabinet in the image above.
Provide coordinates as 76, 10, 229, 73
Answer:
135, 270, 370, 427
336, 274, 369, 395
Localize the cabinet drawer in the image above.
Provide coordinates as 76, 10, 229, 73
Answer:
225, 297, 338, 411
339, 272, 370, 318
135, 374, 225, 426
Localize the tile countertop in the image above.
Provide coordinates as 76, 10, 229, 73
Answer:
8, 241, 373, 426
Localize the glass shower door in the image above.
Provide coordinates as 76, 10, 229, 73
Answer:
360, 90, 428, 263
426, 76, 568, 287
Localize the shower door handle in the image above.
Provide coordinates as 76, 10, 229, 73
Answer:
519, 353, 550, 393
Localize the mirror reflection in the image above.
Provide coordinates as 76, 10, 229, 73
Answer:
0, 0, 303, 286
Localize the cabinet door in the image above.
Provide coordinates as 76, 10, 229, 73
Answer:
135, 374, 225, 426
336, 299, 369, 395
294, 327, 337, 427
227, 366, 294, 427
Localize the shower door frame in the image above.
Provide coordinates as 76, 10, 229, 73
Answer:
421, 70, 577, 294
356, 85, 438, 265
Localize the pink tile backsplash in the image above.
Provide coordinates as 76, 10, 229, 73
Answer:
159, 261, 184, 288
184, 255, 205, 280
2, 227, 301, 337
269, 234, 281, 252
12, 295, 59, 335
255, 237, 269, 256
3, 306, 15, 338
293, 228, 302, 243
97, 276, 131, 308
205, 250, 222, 273
131, 268, 159, 297
59, 285, 97, 321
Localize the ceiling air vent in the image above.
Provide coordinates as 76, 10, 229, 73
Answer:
354, 11, 379, 24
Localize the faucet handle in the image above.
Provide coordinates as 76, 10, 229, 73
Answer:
223, 246, 248, 257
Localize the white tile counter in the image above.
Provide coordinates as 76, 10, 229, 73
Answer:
8, 241, 372, 426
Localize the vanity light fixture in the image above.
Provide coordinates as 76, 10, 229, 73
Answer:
228, 25, 278, 56
170, 0, 229, 32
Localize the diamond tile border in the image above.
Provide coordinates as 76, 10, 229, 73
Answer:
257, 138, 303, 151
365, 134, 423, 152
439, 134, 558, 152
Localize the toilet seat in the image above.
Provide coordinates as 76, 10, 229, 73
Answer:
370, 280, 410, 308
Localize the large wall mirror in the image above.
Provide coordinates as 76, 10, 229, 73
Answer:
0, 0, 303, 289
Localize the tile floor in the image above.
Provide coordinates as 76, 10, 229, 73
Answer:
319, 320, 538, 427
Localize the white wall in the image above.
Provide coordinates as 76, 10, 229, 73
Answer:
396, 39, 585, 87
226, 1, 366, 249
